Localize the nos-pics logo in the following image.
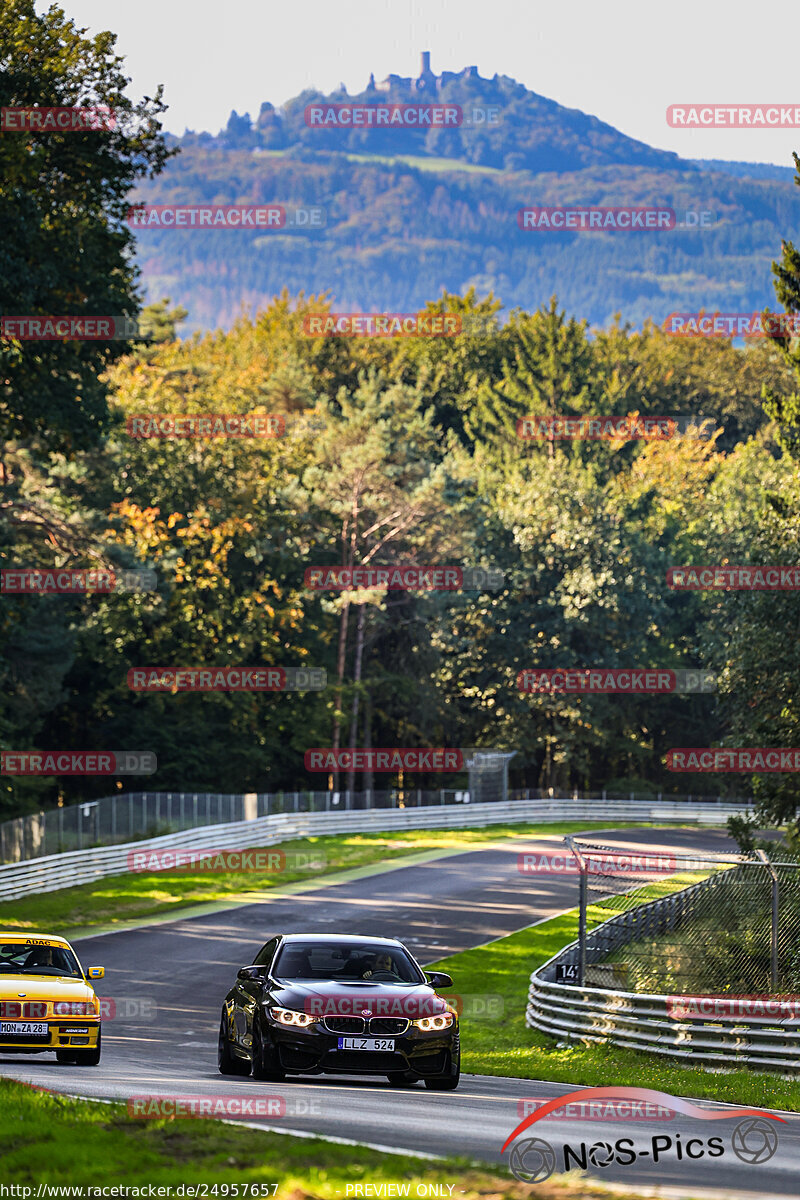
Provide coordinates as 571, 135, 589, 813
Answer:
503, 1087, 782, 1184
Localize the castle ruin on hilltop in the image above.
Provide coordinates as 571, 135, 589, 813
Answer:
368, 52, 481, 95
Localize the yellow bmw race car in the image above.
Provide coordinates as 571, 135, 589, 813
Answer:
0, 933, 104, 1065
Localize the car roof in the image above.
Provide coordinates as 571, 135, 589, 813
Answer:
0, 933, 70, 945
278, 933, 404, 947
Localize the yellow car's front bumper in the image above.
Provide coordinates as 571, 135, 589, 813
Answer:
0, 1020, 100, 1053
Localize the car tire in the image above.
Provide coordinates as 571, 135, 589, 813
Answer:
387, 1072, 416, 1087
55, 1049, 77, 1064
72, 1030, 101, 1066
251, 1019, 284, 1082
424, 1047, 460, 1091
218, 1014, 250, 1076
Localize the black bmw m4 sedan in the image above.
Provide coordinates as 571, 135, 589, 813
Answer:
218, 933, 460, 1089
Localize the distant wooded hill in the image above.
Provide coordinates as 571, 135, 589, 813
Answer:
129, 65, 800, 332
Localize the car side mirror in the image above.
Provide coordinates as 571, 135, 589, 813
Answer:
425, 971, 453, 988
237, 965, 267, 981
87, 967, 104, 979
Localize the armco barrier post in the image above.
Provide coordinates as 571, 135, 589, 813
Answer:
566, 835, 588, 986
756, 849, 780, 991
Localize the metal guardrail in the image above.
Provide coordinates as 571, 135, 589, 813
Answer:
527, 970, 800, 1073
0, 786, 752, 863
526, 865, 800, 1072
0, 797, 751, 902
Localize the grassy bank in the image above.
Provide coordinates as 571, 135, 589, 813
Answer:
427, 912, 800, 1113
0, 1078, 659, 1199
0, 821, 655, 935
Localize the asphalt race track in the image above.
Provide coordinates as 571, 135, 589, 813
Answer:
2, 827, 799, 1198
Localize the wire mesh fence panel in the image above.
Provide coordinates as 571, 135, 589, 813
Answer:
465, 751, 514, 804
509, 789, 750, 803
568, 837, 800, 995
0, 787, 761, 864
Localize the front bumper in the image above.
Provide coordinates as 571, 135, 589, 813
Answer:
266, 1019, 459, 1077
0, 1021, 100, 1053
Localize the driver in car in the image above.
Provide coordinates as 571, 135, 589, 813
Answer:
361, 952, 395, 978
24, 947, 57, 970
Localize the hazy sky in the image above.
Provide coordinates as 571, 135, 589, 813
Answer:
43, 0, 800, 167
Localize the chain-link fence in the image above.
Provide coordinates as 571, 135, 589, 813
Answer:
510, 788, 752, 803
464, 750, 517, 803
0, 785, 756, 865
566, 836, 800, 995
0, 785, 492, 862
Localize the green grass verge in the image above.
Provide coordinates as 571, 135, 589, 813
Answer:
0, 822, 656, 936
0, 1078, 653, 1198
427, 908, 800, 1113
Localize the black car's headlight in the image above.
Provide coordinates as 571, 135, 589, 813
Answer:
411, 1012, 455, 1031
268, 1006, 320, 1028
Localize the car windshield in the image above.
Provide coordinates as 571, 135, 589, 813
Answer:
0, 943, 83, 978
272, 942, 423, 984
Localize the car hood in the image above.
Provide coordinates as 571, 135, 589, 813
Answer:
270, 979, 451, 1019
0, 975, 95, 1002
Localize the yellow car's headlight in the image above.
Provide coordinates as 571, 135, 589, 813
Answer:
53, 1001, 98, 1017
269, 1006, 319, 1028
412, 1012, 454, 1031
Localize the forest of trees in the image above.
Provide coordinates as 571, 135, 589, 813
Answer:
3, 0, 800, 846
129, 141, 796, 334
